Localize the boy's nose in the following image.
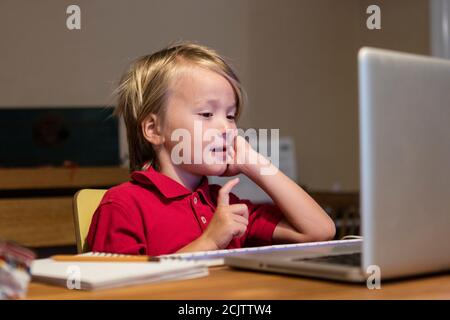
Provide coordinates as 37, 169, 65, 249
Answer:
218, 122, 237, 144
216, 118, 232, 133
219, 123, 236, 140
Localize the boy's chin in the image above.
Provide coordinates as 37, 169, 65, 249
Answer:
190, 163, 228, 176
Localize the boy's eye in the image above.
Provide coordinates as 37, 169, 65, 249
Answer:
198, 112, 213, 118
227, 114, 236, 120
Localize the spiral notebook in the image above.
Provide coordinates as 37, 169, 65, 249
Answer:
151, 239, 363, 267
31, 258, 208, 291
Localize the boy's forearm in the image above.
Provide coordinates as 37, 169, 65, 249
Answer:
175, 234, 218, 254
242, 156, 335, 239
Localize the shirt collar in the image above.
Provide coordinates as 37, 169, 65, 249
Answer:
131, 167, 215, 208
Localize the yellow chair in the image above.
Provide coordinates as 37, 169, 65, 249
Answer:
73, 189, 107, 253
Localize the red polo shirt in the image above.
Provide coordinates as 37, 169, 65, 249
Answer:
86, 167, 284, 256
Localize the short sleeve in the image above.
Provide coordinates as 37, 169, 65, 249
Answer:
86, 201, 147, 255
229, 194, 284, 247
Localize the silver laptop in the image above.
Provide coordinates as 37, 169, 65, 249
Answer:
225, 47, 450, 282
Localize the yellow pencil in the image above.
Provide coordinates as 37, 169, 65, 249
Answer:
51, 254, 160, 262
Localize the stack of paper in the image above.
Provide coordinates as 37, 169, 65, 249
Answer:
31, 259, 208, 291
0, 241, 36, 299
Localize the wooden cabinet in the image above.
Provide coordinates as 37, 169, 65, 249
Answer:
0, 167, 129, 248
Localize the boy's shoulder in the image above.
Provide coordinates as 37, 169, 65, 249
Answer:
99, 180, 159, 207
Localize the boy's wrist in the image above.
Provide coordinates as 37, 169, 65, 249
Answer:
240, 153, 277, 181
200, 233, 220, 251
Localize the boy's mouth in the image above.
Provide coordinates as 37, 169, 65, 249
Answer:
208, 146, 227, 164
210, 146, 227, 153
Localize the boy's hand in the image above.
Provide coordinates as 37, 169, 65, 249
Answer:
221, 135, 259, 177
202, 177, 249, 250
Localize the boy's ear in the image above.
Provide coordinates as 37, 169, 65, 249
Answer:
141, 114, 165, 146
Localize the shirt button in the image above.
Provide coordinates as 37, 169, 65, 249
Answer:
193, 196, 198, 204
201, 216, 207, 224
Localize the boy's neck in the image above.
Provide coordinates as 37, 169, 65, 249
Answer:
157, 160, 202, 192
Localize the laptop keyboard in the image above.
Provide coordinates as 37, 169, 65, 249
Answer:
293, 252, 361, 267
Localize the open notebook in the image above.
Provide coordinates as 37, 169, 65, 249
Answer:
31, 259, 208, 291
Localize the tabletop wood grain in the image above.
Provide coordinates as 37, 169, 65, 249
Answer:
26, 266, 450, 300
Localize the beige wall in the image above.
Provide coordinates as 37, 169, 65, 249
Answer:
240, 0, 430, 191
0, 0, 251, 106
0, 0, 430, 191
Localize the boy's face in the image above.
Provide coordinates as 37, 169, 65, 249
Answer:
161, 66, 238, 176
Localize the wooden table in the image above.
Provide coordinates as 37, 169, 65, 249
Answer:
26, 266, 450, 300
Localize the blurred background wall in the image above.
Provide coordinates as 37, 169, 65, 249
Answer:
0, 0, 430, 192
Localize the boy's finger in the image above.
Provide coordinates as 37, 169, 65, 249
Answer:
217, 178, 239, 206
232, 224, 246, 238
228, 203, 249, 220
232, 214, 249, 227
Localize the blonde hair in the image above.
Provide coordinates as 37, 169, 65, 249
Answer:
115, 40, 246, 172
